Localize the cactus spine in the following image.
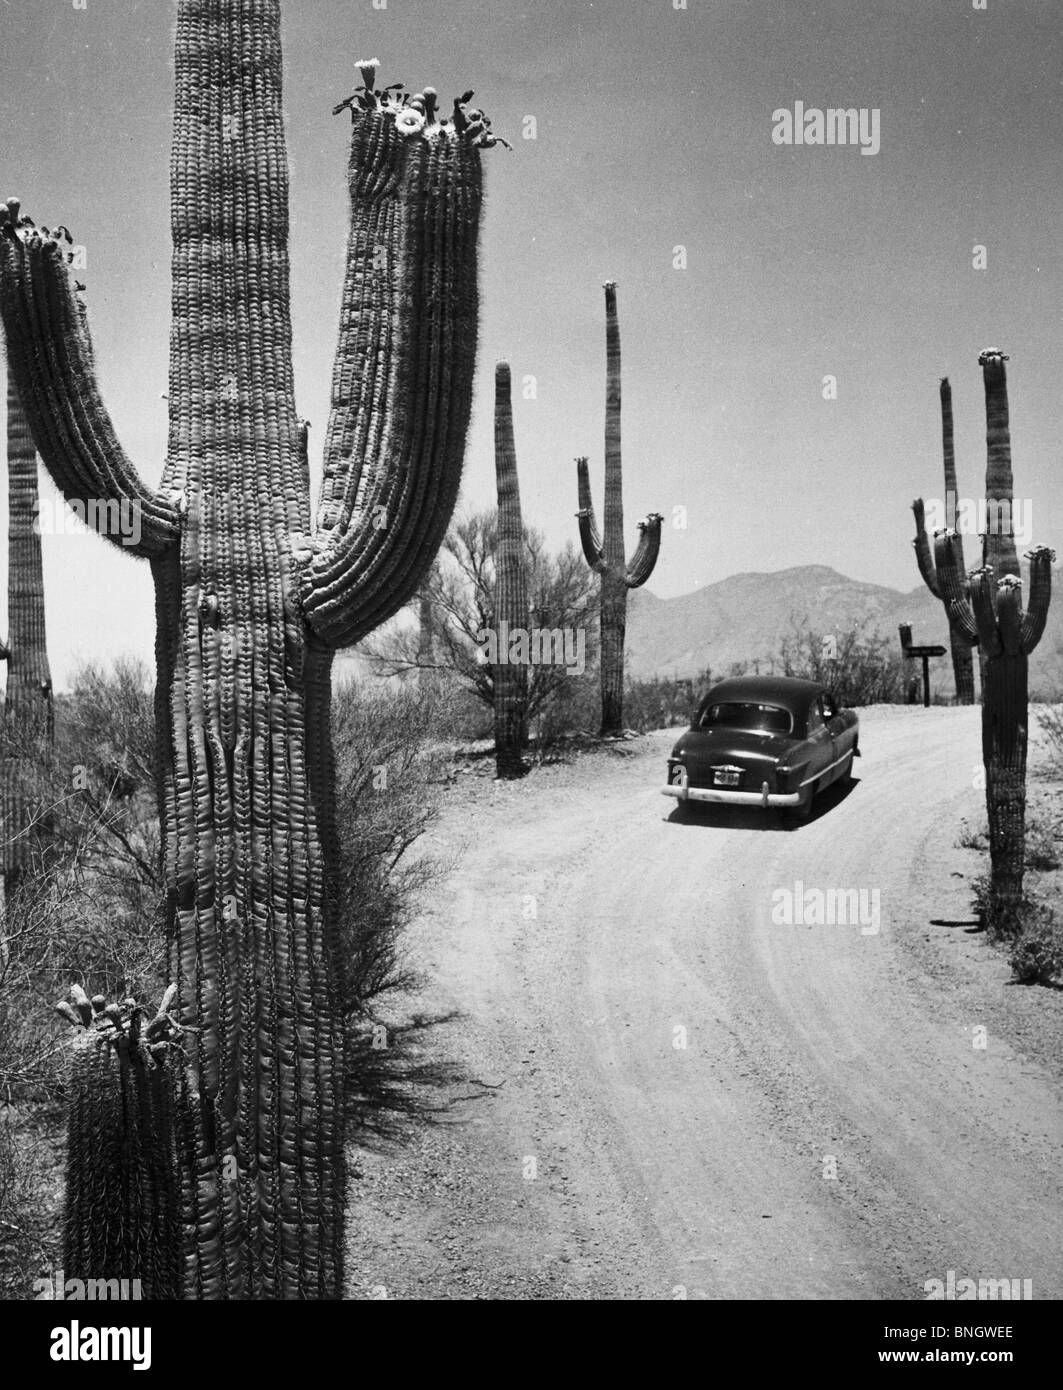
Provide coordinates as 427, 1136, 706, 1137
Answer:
911, 378, 976, 704
575, 283, 662, 736
492, 362, 528, 777
1, 369, 53, 894
932, 351, 1053, 930
0, 8, 489, 1299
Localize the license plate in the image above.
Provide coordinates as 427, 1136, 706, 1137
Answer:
714, 769, 741, 787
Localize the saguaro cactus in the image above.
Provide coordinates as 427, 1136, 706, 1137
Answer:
57, 985, 184, 1301
1, 369, 53, 894
911, 377, 976, 704
0, 7, 490, 1299
575, 282, 663, 736
932, 351, 1053, 930
492, 362, 528, 778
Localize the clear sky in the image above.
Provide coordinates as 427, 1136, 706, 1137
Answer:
2, 0, 1061, 688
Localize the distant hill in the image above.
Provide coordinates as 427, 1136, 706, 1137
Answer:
626, 564, 1063, 700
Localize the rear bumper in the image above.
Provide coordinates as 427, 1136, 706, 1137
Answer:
662, 783, 802, 808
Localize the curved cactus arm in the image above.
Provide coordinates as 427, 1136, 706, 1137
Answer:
932, 529, 979, 645
575, 456, 603, 562
576, 509, 608, 574
996, 575, 1025, 655
0, 207, 179, 557
911, 498, 940, 598
967, 566, 1003, 657
1020, 547, 1055, 653
299, 82, 489, 650
625, 512, 663, 589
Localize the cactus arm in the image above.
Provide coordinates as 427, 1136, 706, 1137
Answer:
625, 512, 663, 589
299, 89, 488, 649
932, 529, 979, 645
0, 212, 179, 557
967, 567, 1003, 657
575, 455, 603, 561
978, 349, 1020, 579
939, 377, 958, 502
1020, 547, 1055, 653
996, 576, 1025, 655
911, 498, 940, 598
576, 509, 608, 574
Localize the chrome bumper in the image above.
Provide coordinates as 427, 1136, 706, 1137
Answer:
662, 782, 802, 808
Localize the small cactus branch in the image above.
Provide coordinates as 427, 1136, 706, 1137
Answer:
968, 566, 1004, 657
932, 529, 979, 645
575, 456, 604, 565
300, 82, 489, 648
57, 986, 184, 1300
625, 513, 664, 589
911, 497, 940, 598
996, 575, 1025, 655
0, 207, 179, 557
1020, 546, 1054, 653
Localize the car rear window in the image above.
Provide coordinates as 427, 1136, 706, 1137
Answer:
698, 701, 793, 735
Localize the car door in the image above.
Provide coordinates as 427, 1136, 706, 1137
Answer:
820, 690, 854, 785
803, 694, 834, 792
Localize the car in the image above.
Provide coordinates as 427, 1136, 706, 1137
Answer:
662, 675, 859, 820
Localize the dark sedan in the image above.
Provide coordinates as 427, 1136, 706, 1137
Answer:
662, 676, 859, 818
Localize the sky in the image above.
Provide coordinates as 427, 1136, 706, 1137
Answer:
1, 0, 1062, 689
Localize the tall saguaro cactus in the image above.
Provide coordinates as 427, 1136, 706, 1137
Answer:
932, 351, 1053, 930
575, 282, 663, 736
0, 6, 489, 1299
1, 368, 54, 894
911, 377, 976, 703
492, 362, 528, 778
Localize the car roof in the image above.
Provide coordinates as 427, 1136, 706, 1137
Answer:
698, 675, 824, 716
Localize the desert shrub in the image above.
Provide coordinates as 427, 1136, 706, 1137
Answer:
956, 820, 989, 851
1025, 814, 1061, 871
330, 681, 450, 1110
772, 622, 906, 706
1009, 901, 1063, 986
623, 674, 701, 732
1035, 704, 1063, 772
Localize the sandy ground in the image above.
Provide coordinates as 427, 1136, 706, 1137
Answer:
344, 706, 1063, 1301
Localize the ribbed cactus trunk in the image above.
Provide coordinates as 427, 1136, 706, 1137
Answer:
932, 351, 1053, 933
912, 379, 975, 704
0, 3, 487, 1299
1, 369, 53, 893
575, 283, 662, 738
492, 363, 528, 778
977, 354, 1026, 923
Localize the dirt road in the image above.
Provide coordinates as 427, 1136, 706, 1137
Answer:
345, 706, 1063, 1300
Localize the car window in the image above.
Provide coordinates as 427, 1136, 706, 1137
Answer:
698, 701, 793, 735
